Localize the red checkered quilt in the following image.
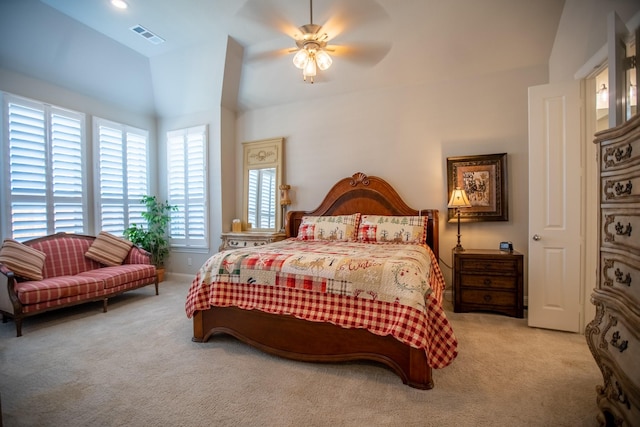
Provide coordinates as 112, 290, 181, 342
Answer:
185, 239, 458, 368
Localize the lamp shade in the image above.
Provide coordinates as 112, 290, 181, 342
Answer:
448, 187, 471, 208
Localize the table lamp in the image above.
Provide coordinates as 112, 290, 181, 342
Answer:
279, 184, 291, 232
448, 187, 472, 251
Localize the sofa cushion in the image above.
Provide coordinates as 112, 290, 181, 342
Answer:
0, 239, 47, 281
30, 236, 101, 278
15, 275, 104, 305
85, 232, 133, 266
78, 264, 156, 289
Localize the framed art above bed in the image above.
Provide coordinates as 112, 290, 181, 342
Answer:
447, 153, 508, 222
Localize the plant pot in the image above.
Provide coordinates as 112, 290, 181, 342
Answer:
156, 267, 165, 283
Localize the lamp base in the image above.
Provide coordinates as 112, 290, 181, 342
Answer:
453, 210, 465, 252
280, 204, 288, 233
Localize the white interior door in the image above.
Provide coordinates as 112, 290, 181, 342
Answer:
527, 81, 582, 332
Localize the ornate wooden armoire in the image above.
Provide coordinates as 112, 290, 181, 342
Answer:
586, 113, 640, 426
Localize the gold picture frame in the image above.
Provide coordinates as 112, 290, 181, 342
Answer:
447, 153, 508, 222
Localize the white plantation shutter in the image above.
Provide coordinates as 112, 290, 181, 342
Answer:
247, 169, 258, 226
247, 168, 276, 229
94, 118, 149, 234
259, 169, 275, 228
3, 95, 86, 240
167, 125, 207, 248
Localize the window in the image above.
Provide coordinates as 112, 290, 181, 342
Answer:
94, 117, 149, 235
247, 168, 276, 229
167, 125, 208, 248
1, 94, 86, 240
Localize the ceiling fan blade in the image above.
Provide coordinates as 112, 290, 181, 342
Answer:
245, 47, 294, 65
235, 0, 303, 42
318, 0, 391, 42
327, 43, 391, 67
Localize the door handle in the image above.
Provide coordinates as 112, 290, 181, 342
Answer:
532, 234, 541, 241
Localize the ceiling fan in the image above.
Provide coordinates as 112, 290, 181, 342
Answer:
291, 0, 332, 83
238, 0, 392, 84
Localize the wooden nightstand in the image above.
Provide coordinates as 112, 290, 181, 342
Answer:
219, 231, 286, 252
452, 249, 524, 318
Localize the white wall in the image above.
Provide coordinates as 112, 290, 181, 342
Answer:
549, 0, 640, 84
0, 0, 156, 116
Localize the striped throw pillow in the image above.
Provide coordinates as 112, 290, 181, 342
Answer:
85, 231, 134, 266
0, 239, 47, 281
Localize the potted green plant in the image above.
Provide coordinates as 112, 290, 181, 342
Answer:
123, 195, 177, 282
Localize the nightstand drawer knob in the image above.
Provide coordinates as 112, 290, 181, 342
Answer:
483, 294, 492, 302
483, 278, 492, 286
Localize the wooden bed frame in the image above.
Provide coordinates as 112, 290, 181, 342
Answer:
192, 172, 441, 389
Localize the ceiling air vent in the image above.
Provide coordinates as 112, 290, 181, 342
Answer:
130, 25, 165, 45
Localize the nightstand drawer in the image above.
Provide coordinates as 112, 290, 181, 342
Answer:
459, 274, 517, 289
460, 289, 516, 307
458, 258, 519, 273
219, 232, 286, 252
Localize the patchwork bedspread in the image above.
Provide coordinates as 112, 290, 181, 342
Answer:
185, 239, 458, 368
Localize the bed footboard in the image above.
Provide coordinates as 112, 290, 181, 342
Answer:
192, 306, 433, 390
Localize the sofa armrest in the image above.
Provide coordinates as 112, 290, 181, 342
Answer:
124, 245, 153, 265
0, 263, 21, 316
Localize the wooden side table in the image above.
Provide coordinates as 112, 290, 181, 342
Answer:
452, 248, 524, 318
219, 231, 286, 252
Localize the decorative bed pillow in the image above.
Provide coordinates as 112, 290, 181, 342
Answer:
0, 239, 46, 281
85, 231, 134, 266
297, 214, 360, 241
357, 215, 427, 244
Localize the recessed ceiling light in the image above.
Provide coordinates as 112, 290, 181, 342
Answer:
111, 0, 128, 9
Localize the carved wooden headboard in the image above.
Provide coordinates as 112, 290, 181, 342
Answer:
285, 172, 439, 260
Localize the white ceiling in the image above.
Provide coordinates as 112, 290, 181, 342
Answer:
5, 0, 566, 114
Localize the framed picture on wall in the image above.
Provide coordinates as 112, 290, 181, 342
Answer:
446, 153, 508, 222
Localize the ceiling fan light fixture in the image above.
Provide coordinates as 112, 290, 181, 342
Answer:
110, 0, 128, 9
293, 49, 309, 69
292, 0, 331, 83
303, 55, 317, 79
315, 50, 332, 71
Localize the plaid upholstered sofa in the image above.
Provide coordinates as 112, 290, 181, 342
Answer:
0, 232, 158, 337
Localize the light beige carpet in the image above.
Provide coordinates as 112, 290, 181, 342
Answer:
0, 277, 601, 427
